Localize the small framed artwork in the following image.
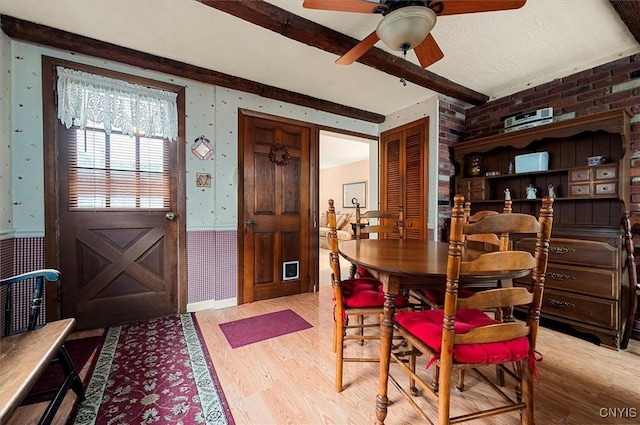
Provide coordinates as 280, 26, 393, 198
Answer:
196, 172, 212, 188
343, 181, 366, 208
191, 135, 214, 160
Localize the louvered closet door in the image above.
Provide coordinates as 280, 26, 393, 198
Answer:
381, 133, 402, 239
380, 118, 429, 241
403, 124, 427, 239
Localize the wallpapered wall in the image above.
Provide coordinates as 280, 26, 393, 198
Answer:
0, 30, 12, 235
0, 33, 382, 310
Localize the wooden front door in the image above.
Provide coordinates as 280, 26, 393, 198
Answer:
43, 58, 186, 330
239, 110, 313, 303
54, 124, 182, 330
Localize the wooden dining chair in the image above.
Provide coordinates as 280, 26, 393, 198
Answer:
327, 199, 409, 392
412, 199, 513, 311
354, 202, 404, 239
350, 202, 404, 279
409, 199, 515, 391
621, 211, 639, 350
389, 194, 554, 425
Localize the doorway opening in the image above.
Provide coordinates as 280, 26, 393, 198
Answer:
318, 130, 376, 286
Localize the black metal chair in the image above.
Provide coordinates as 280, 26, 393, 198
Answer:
0, 269, 85, 425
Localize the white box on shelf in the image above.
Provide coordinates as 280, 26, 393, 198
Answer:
515, 152, 549, 173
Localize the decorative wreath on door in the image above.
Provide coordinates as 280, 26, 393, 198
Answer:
269, 143, 290, 166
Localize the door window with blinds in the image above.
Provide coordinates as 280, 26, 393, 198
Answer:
56, 66, 178, 211
68, 124, 169, 209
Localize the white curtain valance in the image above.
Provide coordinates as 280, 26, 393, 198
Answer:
56, 66, 178, 141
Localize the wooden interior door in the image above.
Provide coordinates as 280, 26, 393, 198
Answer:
239, 110, 312, 303
380, 117, 429, 240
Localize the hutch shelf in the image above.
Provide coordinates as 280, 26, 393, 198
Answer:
453, 108, 633, 349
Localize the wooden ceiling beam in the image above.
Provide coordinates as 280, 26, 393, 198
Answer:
198, 0, 488, 106
0, 15, 385, 124
609, 0, 640, 45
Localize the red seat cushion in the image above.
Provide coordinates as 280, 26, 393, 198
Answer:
356, 266, 376, 279
341, 278, 407, 308
419, 287, 475, 305
395, 309, 529, 364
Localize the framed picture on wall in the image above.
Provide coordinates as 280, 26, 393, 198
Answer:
343, 181, 366, 208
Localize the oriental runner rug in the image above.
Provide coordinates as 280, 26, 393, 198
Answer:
72, 314, 234, 425
219, 309, 313, 349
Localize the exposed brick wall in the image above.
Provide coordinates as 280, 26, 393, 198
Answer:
436, 54, 640, 238
463, 53, 640, 211
437, 97, 466, 239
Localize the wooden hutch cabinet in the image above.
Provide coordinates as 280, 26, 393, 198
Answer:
452, 108, 633, 349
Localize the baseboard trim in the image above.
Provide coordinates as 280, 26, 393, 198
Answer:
187, 297, 237, 312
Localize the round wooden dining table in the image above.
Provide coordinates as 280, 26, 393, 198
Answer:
339, 239, 483, 425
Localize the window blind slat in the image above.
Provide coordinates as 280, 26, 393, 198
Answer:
68, 125, 170, 210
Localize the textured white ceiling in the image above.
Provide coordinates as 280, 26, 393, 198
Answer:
1, 0, 638, 116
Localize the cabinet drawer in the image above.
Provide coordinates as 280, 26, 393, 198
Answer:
594, 182, 617, 196
457, 180, 470, 191
469, 178, 486, 190
569, 183, 591, 197
570, 168, 591, 182
515, 238, 618, 268
594, 166, 617, 181
469, 191, 487, 201
544, 264, 617, 299
541, 289, 618, 329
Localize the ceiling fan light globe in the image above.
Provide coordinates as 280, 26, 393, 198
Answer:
376, 6, 437, 51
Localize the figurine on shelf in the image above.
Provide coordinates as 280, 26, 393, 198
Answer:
504, 188, 511, 200
508, 161, 513, 174
548, 183, 557, 199
526, 184, 537, 199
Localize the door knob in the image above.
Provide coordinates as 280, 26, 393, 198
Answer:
245, 219, 255, 227
165, 212, 176, 221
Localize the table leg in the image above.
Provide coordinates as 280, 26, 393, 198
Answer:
375, 277, 399, 425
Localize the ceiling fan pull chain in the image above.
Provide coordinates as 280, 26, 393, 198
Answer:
399, 44, 408, 86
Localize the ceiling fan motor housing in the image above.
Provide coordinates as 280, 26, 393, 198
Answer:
376, 5, 437, 51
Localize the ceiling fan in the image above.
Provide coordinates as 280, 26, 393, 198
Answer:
302, 0, 527, 68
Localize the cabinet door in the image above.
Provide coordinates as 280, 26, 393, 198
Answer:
380, 118, 429, 240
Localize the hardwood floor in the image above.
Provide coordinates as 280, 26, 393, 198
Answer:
8, 285, 640, 424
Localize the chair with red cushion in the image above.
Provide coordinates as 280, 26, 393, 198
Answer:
411, 200, 513, 311
389, 194, 554, 424
327, 199, 409, 392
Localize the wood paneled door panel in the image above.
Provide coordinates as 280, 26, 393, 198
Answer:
63, 212, 175, 326
239, 110, 313, 303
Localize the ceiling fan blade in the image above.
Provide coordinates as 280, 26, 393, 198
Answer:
435, 0, 526, 16
336, 31, 380, 65
414, 34, 444, 68
303, 0, 382, 13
